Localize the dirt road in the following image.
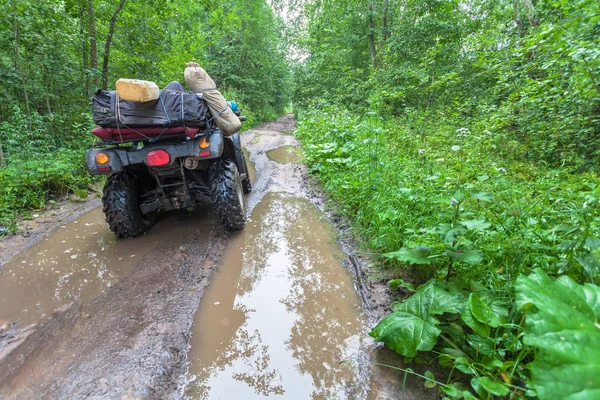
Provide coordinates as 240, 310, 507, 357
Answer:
0, 115, 435, 399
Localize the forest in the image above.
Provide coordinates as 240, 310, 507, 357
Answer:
1, 0, 600, 398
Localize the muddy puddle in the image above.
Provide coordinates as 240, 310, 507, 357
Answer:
185, 193, 369, 399
0, 207, 212, 329
266, 145, 304, 164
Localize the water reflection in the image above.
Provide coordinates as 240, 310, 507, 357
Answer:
266, 146, 304, 164
186, 193, 368, 399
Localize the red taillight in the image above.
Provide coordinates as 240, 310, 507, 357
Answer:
199, 151, 211, 157
146, 150, 170, 166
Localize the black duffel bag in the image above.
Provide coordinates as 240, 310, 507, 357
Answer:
92, 87, 208, 128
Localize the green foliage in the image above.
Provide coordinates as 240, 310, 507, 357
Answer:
0, 106, 95, 229
294, 0, 600, 169
517, 269, 600, 400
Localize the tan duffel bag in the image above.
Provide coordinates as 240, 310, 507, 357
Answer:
184, 62, 241, 136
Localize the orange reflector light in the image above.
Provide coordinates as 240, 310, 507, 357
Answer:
95, 152, 110, 165
199, 138, 210, 149
146, 150, 170, 166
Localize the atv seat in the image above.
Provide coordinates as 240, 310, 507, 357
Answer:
92, 126, 201, 143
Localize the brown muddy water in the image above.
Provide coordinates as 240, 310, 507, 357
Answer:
0, 207, 210, 328
185, 193, 370, 399
266, 145, 304, 164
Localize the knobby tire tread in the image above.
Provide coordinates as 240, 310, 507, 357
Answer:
210, 159, 246, 231
102, 169, 156, 239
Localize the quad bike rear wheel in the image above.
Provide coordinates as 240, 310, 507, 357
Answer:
102, 170, 157, 238
209, 159, 246, 231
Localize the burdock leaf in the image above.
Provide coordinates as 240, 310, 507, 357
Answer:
371, 280, 463, 357
384, 245, 434, 265
516, 269, 600, 399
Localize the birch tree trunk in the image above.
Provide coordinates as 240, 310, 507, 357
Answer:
101, 0, 127, 89
368, 1, 377, 69
88, 0, 98, 88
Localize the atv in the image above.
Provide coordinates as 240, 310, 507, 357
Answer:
85, 96, 251, 239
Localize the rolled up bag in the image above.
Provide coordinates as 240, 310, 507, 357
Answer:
184, 62, 241, 136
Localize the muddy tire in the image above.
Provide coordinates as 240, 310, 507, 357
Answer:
209, 159, 246, 231
241, 154, 252, 194
102, 170, 157, 239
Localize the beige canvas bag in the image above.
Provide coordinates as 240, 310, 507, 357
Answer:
184, 62, 241, 136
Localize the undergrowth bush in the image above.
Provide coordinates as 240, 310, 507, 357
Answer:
0, 106, 96, 231
296, 106, 600, 398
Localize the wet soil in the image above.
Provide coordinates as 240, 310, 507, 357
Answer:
0, 114, 436, 399
0, 207, 213, 329
0, 191, 102, 267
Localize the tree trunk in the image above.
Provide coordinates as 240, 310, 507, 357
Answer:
383, 0, 390, 41
522, 0, 539, 27
12, 1, 31, 119
513, 0, 525, 38
368, 1, 377, 69
401, 0, 407, 21
101, 0, 127, 89
79, 0, 90, 96
88, 0, 98, 88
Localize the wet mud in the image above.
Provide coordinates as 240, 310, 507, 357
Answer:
0, 208, 204, 329
185, 194, 369, 399
0, 194, 102, 266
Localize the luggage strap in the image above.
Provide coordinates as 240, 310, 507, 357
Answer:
114, 93, 173, 143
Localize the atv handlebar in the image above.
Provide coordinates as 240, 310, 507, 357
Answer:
239, 116, 247, 122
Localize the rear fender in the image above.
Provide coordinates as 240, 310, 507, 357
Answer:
224, 132, 247, 176
85, 131, 224, 175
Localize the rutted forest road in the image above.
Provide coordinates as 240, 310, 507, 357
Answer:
0, 116, 435, 399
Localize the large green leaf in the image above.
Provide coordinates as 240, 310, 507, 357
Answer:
460, 218, 492, 232
517, 269, 600, 399
369, 311, 441, 357
392, 280, 464, 316
470, 191, 494, 202
384, 245, 434, 265
370, 280, 463, 357
469, 293, 501, 328
444, 248, 484, 265
461, 304, 491, 338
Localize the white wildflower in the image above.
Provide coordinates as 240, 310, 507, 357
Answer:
418, 149, 426, 155
456, 127, 471, 137
451, 145, 461, 152
498, 167, 507, 174
451, 198, 460, 205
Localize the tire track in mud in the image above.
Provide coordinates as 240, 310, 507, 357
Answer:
0, 216, 229, 398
